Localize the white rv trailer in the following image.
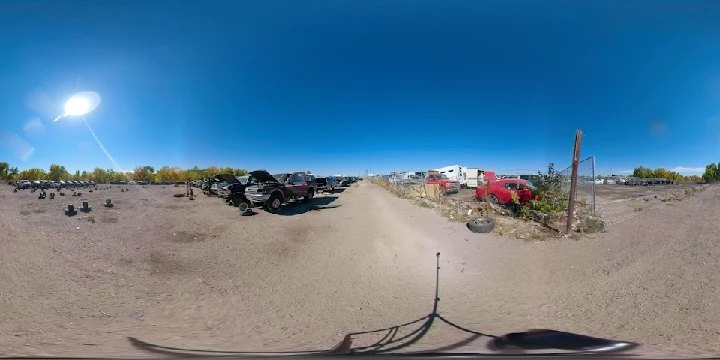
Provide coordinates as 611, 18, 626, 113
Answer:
437, 165, 462, 182
461, 167, 481, 188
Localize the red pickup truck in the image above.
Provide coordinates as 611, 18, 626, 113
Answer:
426, 170, 460, 194
244, 171, 317, 213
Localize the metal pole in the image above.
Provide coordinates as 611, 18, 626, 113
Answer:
591, 156, 596, 216
433, 252, 440, 314
566, 130, 583, 234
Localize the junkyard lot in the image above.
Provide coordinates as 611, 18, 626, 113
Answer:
2, 181, 720, 357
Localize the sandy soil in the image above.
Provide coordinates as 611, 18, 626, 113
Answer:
1, 181, 719, 357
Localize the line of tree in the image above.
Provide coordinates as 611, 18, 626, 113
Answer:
0, 161, 249, 183
701, 163, 720, 183
631, 166, 701, 182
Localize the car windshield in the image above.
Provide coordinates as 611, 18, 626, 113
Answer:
273, 174, 289, 183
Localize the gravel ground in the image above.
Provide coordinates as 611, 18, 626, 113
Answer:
1, 181, 719, 357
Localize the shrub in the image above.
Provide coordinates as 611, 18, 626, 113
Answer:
528, 163, 569, 214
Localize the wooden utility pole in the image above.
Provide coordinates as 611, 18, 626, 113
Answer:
566, 130, 583, 234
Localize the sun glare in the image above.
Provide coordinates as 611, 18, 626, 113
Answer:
64, 96, 91, 116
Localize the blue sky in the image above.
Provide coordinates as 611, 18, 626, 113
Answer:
1, 0, 720, 176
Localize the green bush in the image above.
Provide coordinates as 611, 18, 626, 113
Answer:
528, 163, 568, 214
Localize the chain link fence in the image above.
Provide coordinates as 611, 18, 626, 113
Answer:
371, 174, 485, 222
559, 156, 596, 215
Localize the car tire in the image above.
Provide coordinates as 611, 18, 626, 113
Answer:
466, 216, 496, 234
266, 192, 283, 213
304, 188, 314, 202
488, 194, 499, 204
238, 200, 250, 213
231, 195, 240, 207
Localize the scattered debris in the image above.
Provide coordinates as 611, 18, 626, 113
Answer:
173, 193, 185, 198
65, 204, 77, 216
105, 199, 114, 208
80, 201, 92, 213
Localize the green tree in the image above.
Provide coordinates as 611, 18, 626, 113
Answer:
91, 168, 108, 183
18, 168, 48, 180
203, 166, 219, 178
8, 166, 18, 180
132, 166, 155, 182
233, 168, 248, 176
73, 170, 81, 181
48, 163, 71, 181
702, 163, 718, 183
0, 161, 9, 180
633, 166, 653, 178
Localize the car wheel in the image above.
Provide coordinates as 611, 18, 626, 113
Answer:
266, 192, 283, 213
488, 194, 499, 204
230, 195, 240, 207
466, 216, 496, 233
304, 188, 314, 202
238, 200, 250, 213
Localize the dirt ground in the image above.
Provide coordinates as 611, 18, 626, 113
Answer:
1, 181, 719, 357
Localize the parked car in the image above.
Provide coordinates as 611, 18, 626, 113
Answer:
425, 171, 460, 194
340, 177, 352, 186
245, 170, 317, 213
212, 174, 256, 208
315, 176, 336, 193
475, 178, 536, 205
16, 180, 31, 189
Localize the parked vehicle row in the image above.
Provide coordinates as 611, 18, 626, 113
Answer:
201, 171, 361, 214
14, 180, 97, 189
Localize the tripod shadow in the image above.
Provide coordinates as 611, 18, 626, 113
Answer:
127, 253, 638, 357
127, 303, 491, 357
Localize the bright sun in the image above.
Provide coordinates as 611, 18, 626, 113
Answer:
64, 96, 91, 116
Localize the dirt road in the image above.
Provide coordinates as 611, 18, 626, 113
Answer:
1, 182, 719, 357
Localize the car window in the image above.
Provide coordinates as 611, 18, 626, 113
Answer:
290, 174, 303, 183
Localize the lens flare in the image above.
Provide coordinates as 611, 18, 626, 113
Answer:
64, 97, 90, 116
53, 91, 101, 122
